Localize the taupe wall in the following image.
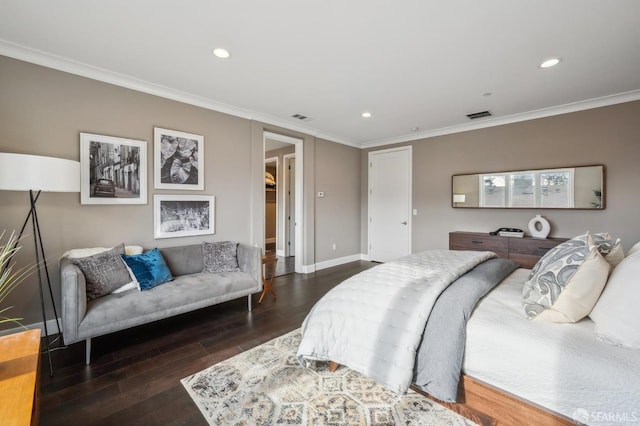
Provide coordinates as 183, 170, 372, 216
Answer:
0, 56, 362, 328
315, 139, 361, 262
362, 101, 640, 254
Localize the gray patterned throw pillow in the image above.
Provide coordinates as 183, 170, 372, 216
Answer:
522, 238, 609, 322
71, 244, 133, 300
573, 232, 625, 267
202, 241, 242, 273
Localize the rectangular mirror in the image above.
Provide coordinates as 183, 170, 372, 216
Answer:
452, 165, 604, 209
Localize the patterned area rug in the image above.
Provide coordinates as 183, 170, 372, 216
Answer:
181, 329, 476, 425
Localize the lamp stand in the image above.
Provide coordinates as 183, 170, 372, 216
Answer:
14, 190, 61, 376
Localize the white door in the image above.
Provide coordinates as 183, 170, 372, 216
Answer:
368, 147, 412, 262
286, 156, 296, 256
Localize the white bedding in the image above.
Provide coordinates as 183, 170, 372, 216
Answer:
465, 268, 640, 426
297, 250, 495, 394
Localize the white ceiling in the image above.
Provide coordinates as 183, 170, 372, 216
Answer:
1, 1, 639, 148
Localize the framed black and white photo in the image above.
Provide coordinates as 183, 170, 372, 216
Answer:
80, 133, 147, 205
154, 195, 215, 239
154, 127, 204, 190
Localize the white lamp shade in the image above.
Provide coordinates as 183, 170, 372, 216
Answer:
0, 152, 80, 192
453, 194, 466, 203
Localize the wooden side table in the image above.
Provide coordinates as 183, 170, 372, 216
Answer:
259, 254, 278, 303
0, 329, 41, 426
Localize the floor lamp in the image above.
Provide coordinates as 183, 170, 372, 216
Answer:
0, 152, 80, 376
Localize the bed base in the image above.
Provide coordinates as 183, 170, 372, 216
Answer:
415, 374, 575, 426
329, 362, 574, 425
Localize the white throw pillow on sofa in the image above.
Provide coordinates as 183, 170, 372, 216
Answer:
590, 244, 640, 349
61, 245, 143, 259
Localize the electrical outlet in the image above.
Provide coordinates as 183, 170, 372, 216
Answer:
332, 243, 336, 250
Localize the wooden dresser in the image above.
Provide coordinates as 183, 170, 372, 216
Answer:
0, 329, 41, 426
449, 231, 567, 269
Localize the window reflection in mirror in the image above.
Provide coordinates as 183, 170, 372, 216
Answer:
452, 165, 604, 209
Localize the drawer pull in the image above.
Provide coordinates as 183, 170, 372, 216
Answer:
471, 240, 484, 244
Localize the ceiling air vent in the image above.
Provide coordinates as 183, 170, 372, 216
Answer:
291, 113, 312, 122
466, 110, 492, 120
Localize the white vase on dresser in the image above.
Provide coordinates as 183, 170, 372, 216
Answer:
528, 215, 551, 239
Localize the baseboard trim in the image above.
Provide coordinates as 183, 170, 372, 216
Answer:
315, 254, 365, 271
0, 317, 61, 337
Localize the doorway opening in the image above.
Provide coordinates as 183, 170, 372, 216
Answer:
264, 131, 304, 275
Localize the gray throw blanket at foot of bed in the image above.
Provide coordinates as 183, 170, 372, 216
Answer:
412, 257, 519, 402
297, 249, 496, 395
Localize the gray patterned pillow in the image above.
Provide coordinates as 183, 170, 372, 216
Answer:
572, 232, 624, 267
522, 238, 609, 322
71, 244, 133, 301
202, 241, 241, 273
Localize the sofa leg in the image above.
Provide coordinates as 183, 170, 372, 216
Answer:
248, 295, 252, 312
85, 338, 91, 365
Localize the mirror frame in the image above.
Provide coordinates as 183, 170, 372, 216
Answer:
451, 164, 605, 210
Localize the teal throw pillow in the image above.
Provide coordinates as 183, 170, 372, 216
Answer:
121, 248, 173, 290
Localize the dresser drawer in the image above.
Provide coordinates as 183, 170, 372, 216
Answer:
449, 233, 508, 257
508, 237, 561, 257
508, 253, 542, 269
449, 232, 567, 268
508, 237, 566, 269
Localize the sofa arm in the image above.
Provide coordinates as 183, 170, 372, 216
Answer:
60, 258, 88, 345
237, 244, 262, 290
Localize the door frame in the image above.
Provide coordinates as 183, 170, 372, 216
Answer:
367, 145, 412, 261
282, 153, 296, 257
263, 131, 304, 273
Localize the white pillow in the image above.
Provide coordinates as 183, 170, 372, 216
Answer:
62, 245, 144, 259
626, 241, 640, 257
522, 239, 610, 322
61, 245, 143, 293
590, 253, 640, 348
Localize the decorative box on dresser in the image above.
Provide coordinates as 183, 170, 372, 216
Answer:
449, 231, 567, 269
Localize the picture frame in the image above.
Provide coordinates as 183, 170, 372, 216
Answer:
154, 194, 215, 239
80, 132, 147, 205
154, 127, 204, 190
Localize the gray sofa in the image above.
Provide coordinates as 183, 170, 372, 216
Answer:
60, 243, 262, 364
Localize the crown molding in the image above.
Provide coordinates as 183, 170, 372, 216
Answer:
359, 90, 640, 149
0, 40, 357, 148
2, 39, 638, 151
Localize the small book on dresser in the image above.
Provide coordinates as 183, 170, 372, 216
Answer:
498, 230, 524, 238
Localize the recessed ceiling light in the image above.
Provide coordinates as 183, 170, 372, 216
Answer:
213, 48, 231, 59
361, 112, 372, 118
539, 58, 560, 68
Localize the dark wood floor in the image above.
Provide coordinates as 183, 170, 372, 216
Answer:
39, 260, 376, 426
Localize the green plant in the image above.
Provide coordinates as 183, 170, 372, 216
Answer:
0, 230, 36, 327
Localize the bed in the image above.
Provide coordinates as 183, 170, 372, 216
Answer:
297, 234, 640, 426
